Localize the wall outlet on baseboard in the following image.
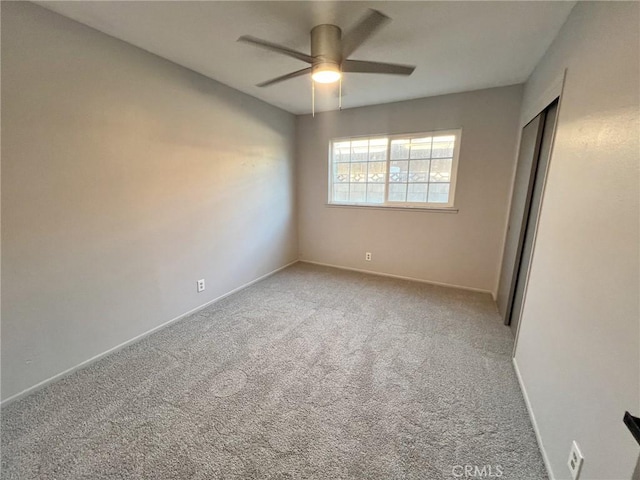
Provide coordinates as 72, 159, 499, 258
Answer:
567, 441, 584, 479
197, 279, 205, 293
365, 252, 372, 261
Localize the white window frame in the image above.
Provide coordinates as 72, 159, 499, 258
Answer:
327, 129, 462, 209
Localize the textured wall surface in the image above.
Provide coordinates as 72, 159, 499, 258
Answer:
1, 2, 297, 401
297, 86, 523, 295
514, 2, 640, 479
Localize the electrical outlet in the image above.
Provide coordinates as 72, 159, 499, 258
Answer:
197, 279, 205, 293
567, 441, 584, 479
365, 252, 372, 261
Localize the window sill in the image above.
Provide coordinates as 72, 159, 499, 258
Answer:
325, 203, 459, 213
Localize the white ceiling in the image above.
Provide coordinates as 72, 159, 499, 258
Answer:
37, 1, 575, 115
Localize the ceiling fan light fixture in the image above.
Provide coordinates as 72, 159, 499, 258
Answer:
238, 9, 416, 111
312, 63, 341, 84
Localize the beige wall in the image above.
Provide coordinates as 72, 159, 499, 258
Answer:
514, 2, 640, 479
1, 2, 297, 402
296, 86, 523, 294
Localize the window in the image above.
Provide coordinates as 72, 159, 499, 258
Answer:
329, 130, 461, 208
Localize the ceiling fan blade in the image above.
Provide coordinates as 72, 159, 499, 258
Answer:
238, 35, 313, 64
256, 67, 312, 87
342, 59, 416, 76
341, 9, 391, 58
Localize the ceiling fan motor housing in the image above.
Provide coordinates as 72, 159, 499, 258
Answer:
239, 9, 414, 88
311, 24, 342, 74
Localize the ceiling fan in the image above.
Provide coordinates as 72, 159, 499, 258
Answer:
237, 9, 415, 111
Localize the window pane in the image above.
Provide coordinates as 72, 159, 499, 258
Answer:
367, 161, 386, 183
389, 183, 407, 202
410, 137, 432, 159
351, 140, 368, 162
334, 141, 351, 162
432, 135, 455, 158
408, 159, 430, 182
407, 183, 428, 203
333, 184, 349, 202
429, 158, 452, 182
330, 131, 457, 207
427, 183, 450, 203
391, 139, 410, 160
333, 163, 350, 183
366, 184, 385, 204
349, 162, 367, 182
389, 161, 408, 182
368, 138, 388, 161
349, 183, 366, 203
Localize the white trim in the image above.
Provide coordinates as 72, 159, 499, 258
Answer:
0, 260, 299, 407
325, 203, 459, 214
513, 357, 555, 480
300, 260, 492, 295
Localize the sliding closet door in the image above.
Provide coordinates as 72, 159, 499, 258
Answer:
496, 114, 545, 323
509, 100, 558, 334
497, 99, 559, 333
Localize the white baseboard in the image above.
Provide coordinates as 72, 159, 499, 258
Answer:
1, 260, 299, 407
512, 357, 555, 480
300, 260, 493, 296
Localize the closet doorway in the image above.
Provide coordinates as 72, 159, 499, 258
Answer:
497, 99, 559, 334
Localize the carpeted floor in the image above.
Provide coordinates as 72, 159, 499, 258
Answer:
1, 263, 547, 479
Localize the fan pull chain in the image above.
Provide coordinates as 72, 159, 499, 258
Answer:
312, 79, 315, 118
339, 76, 342, 111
